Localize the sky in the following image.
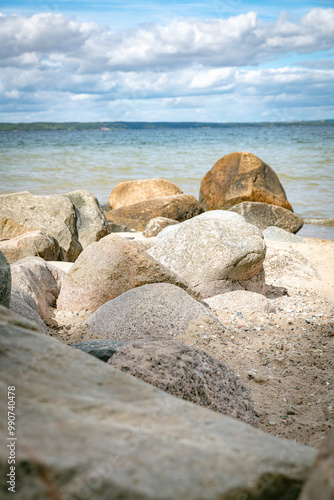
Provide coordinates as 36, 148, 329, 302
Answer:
0, 0, 333, 123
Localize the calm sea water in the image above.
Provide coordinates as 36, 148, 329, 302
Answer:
1, 125, 333, 239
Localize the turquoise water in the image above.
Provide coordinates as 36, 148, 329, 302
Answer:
0, 125, 333, 238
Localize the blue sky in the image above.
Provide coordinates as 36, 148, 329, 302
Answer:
0, 0, 333, 122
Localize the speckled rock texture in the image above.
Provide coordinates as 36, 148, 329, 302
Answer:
0, 231, 60, 263
229, 201, 303, 233
264, 241, 320, 282
0, 250, 11, 308
85, 283, 224, 341
109, 339, 254, 424
108, 178, 183, 209
143, 217, 179, 237
0, 305, 317, 500
57, 235, 199, 314
148, 210, 266, 297
204, 290, 276, 314
199, 152, 293, 211
263, 226, 305, 244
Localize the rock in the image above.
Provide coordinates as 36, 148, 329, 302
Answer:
0, 231, 60, 263
106, 221, 135, 233
64, 190, 109, 249
0, 305, 317, 500
229, 201, 303, 233
57, 234, 199, 314
148, 211, 266, 297
11, 257, 65, 319
72, 339, 125, 361
85, 283, 224, 341
264, 241, 320, 282
204, 290, 276, 314
10, 286, 48, 334
0, 250, 11, 308
143, 217, 179, 238
108, 178, 183, 209
105, 194, 204, 231
298, 430, 334, 500
109, 339, 254, 424
0, 191, 82, 261
199, 152, 293, 211
263, 226, 305, 244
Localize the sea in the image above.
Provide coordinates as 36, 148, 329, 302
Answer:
1, 124, 334, 239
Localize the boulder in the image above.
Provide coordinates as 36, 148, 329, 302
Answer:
85, 283, 224, 342
64, 190, 109, 249
105, 194, 204, 231
148, 211, 266, 297
0, 305, 317, 500
72, 339, 125, 361
204, 290, 276, 314
199, 152, 293, 211
0, 231, 59, 263
108, 178, 183, 209
10, 286, 48, 334
0, 250, 11, 308
298, 430, 334, 500
0, 191, 82, 261
109, 339, 254, 424
11, 257, 65, 319
57, 234, 199, 314
230, 202, 303, 233
263, 226, 305, 244
143, 217, 179, 238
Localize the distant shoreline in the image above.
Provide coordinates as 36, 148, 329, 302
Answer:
0, 120, 333, 132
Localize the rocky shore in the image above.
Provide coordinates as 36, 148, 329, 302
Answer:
0, 151, 333, 499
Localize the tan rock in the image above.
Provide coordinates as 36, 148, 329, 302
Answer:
199, 152, 293, 211
0, 231, 59, 263
105, 194, 204, 231
108, 178, 183, 209
143, 217, 179, 237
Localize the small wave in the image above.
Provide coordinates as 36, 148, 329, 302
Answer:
304, 218, 334, 226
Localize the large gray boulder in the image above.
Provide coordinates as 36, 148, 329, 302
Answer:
85, 283, 224, 341
10, 286, 48, 334
148, 211, 266, 297
0, 250, 11, 308
109, 339, 254, 424
0, 191, 82, 261
0, 305, 317, 500
57, 234, 199, 314
263, 226, 305, 244
64, 189, 108, 249
11, 257, 65, 319
229, 201, 303, 233
0, 231, 60, 263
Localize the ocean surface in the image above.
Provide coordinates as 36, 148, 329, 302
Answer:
1, 124, 333, 239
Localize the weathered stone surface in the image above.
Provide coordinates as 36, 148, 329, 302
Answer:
10, 286, 48, 334
199, 152, 293, 211
148, 211, 266, 297
143, 217, 179, 238
72, 339, 125, 362
109, 178, 183, 209
230, 201, 303, 233
65, 190, 109, 249
0, 250, 11, 308
57, 234, 199, 314
0, 231, 60, 263
85, 283, 224, 341
105, 194, 204, 231
0, 191, 82, 261
204, 290, 276, 314
264, 241, 320, 282
0, 305, 317, 500
298, 430, 334, 500
11, 257, 65, 319
109, 339, 254, 424
263, 226, 305, 244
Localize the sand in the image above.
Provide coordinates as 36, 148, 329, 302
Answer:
47, 235, 334, 450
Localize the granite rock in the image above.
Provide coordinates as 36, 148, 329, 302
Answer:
204, 290, 276, 314
0, 231, 60, 263
10, 286, 48, 334
143, 217, 179, 238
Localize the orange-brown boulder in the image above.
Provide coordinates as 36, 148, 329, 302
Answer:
199, 152, 293, 212
109, 178, 183, 209
105, 194, 204, 231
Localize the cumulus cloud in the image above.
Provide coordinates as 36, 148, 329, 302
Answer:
0, 8, 333, 121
